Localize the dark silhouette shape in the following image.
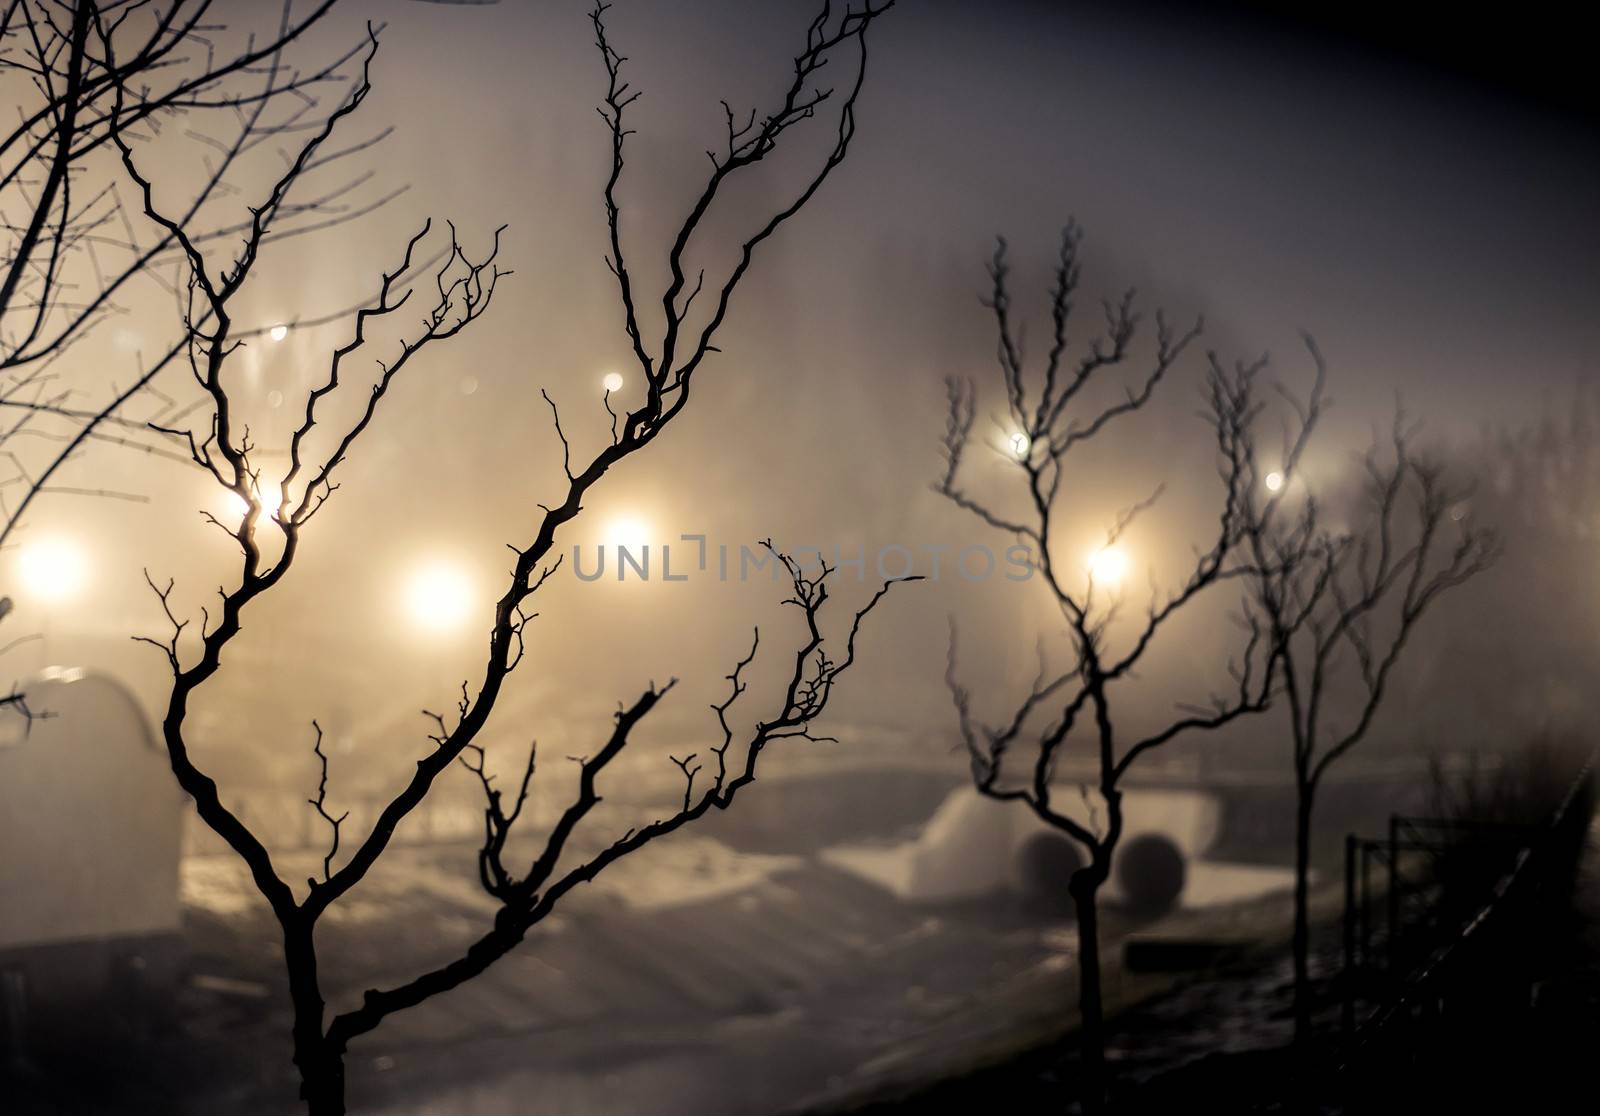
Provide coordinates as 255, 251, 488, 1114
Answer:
125, 4, 901, 1112
1019, 832, 1085, 915
0, 1, 386, 551
939, 223, 1279, 1112
1234, 362, 1497, 1045
0, 1, 406, 725
1116, 833, 1185, 918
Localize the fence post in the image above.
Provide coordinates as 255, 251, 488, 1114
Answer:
1387, 815, 1401, 976
1361, 841, 1374, 976
1344, 832, 1358, 1045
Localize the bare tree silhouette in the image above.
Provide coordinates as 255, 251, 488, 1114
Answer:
938, 224, 1277, 1112
1235, 361, 1497, 1045
0, 0, 402, 706
126, 3, 902, 1112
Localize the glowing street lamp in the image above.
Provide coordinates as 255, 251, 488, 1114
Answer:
223, 484, 284, 521
1264, 470, 1285, 493
18, 537, 89, 603
603, 516, 652, 552
403, 561, 476, 634
1086, 545, 1129, 587
602, 371, 625, 393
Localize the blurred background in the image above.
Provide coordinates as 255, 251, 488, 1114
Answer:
1, 1, 1596, 1112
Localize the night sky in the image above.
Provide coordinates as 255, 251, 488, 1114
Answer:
9, 0, 1597, 767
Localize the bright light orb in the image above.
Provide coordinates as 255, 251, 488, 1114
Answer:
18, 537, 89, 603
604, 516, 652, 552
602, 372, 625, 393
269, 324, 289, 343
1264, 471, 1285, 493
224, 484, 284, 520
1009, 432, 1031, 459
1087, 545, 1129, 586
404, 561, 476, 634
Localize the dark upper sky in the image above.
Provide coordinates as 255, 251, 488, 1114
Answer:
1163, 0, 1599, 124
361, 0, 1600, 427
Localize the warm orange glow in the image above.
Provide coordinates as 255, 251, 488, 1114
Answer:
224, 484, 284, 521
603, 516, 652, 551
18, 537, 89, 603
404, 561, 476, 633
1087, 545, 1129, 586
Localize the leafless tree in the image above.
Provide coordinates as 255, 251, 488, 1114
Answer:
127, 3, 902, 1112
0, 0, 399, 696
0, 0, 386, 534
1235, 358, 1497, 1044
939, 224, 1277, 1111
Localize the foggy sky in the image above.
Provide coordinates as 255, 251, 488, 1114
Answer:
9, 0, 1597, 782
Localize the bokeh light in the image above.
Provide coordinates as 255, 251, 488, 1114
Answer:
403, 561, 476, 634
18, 537, 90, 603
1087, 545, 1129, 586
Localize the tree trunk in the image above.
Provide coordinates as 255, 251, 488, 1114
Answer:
1291, 786, 1314, 1045
295, 1038, 347, 1116
1071, 869, 1108, 1115
285, 921, 346, 1116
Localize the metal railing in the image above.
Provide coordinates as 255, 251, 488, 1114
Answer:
1337, 747, 1598, 1098
1339, 814, 1538, 1035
